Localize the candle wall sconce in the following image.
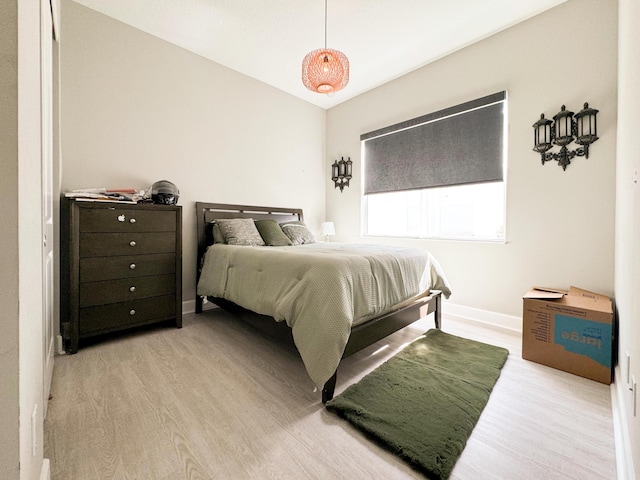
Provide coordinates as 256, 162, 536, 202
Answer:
331, 156, 352, 192
532, 103, 599, 170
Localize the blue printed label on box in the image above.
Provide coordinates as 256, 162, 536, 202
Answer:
554, 315, 612, 368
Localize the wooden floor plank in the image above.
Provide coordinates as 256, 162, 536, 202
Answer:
44, 309, 617, 479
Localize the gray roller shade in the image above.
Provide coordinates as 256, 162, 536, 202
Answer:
362, 92, 506, 195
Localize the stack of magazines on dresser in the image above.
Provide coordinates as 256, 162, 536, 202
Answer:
64, 188, 145, 204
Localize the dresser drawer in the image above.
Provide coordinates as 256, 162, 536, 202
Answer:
79, 295, 176, 335
80, 253, 176, 282
80, 274, 176, 307
79, 207, 176, 233
80, 232, 176, 257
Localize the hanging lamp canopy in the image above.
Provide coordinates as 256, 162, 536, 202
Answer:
302, 1, 349, 94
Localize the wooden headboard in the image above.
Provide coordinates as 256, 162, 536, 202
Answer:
195, 202, 304, 262
195, 202, 304, 314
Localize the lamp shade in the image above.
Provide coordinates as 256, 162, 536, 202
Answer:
321, 222, 336, 236
575, 102, 599, 146
302, 48, 349, 94
533, 113, 553, 154
552, 105, 575, 146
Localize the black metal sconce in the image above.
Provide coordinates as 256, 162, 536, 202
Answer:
331, 156, 352, 192
533, 103, 599, 170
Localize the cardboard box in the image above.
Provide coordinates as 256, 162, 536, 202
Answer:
522, 286, 614, 384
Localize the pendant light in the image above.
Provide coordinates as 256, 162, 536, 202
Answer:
302, 0, 349, 94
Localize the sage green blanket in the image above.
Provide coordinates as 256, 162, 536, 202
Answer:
197, 243, 451, 389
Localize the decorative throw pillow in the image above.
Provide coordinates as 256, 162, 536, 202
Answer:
281, 222, 316, 245
216, 218, 265, 246
211, 222, 225, 244
254, 219, 292, 246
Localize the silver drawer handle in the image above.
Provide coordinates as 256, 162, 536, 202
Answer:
129, 241, 136, 247
129, 309, 136, 316
129, 286, 136, 292
129, 263, 136, 270
129, 218, 136, 224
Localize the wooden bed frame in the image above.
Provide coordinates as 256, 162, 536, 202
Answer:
195, 202, 442, 402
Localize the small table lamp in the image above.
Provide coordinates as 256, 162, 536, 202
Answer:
321, 222, 336, 242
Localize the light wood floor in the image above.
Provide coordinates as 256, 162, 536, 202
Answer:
44, 308, 617, 479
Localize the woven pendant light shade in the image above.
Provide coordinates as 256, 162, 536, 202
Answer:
302, 48, 350, 93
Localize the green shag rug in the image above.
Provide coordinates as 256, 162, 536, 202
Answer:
326, 329, 509, 480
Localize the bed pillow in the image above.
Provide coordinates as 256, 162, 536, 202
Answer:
210, 222, 225, 244
216, 218, 265, 246
281, 222, 316, 245
254, 219, 292, 246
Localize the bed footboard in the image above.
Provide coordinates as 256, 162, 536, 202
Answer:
322, 373, 338, 404
198, 285, 442, 404
196, 295, 204, 314
321, 290, 442, 403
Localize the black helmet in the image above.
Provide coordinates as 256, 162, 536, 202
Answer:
150, 180, 179, 205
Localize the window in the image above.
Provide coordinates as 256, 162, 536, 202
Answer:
362, 92, 507, 241
365, 183, 505, 240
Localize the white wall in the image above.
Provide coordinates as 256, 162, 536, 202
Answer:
326, 0, 618, 321
614, 0, 640, 476
60, 0, 327, 311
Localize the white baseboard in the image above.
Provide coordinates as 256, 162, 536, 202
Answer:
182, 298, 217, 315
183, 299, 196, 315
443, 301, 522, 333
55, 335, 64, 355
184, 298, 521, 331
40, 459, 50, 480
185, 298, 522, 332
611, 365, 636, 480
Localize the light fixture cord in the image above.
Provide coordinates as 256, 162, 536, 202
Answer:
324, 0, 328, 49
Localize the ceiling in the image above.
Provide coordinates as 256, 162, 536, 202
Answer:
71, 0, 567, 109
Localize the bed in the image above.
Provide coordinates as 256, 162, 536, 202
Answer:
195, 202, 451, 402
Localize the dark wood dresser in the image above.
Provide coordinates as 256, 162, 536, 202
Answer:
61, 198, 182, 353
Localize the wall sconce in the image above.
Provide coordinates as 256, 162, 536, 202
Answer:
331, 156, 352, 192
321, 222, 335, 242
533, 103, 599, 170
